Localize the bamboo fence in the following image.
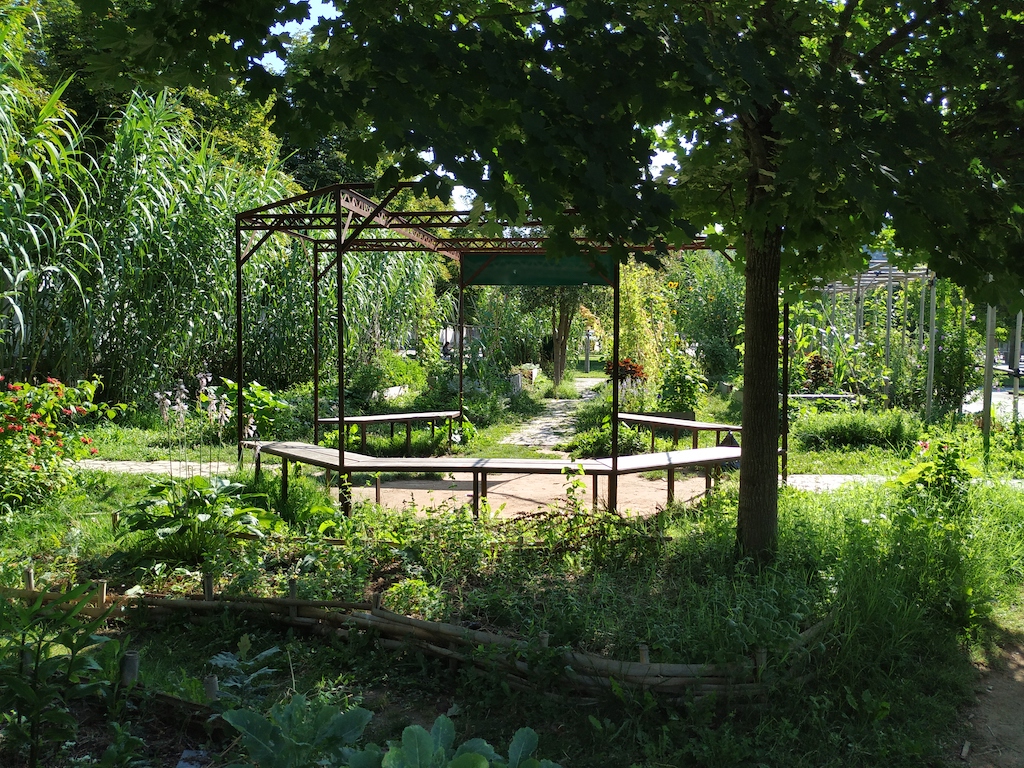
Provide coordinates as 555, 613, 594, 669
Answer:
2, 571, 833, 704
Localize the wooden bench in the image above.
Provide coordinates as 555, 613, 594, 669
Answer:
246, 441, 741, 517
617, 413, 741, 451
317, 410, 461, 454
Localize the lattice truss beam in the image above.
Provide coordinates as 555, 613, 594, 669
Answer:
236, 182, 707, 267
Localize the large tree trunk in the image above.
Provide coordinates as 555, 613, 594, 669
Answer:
737, 106, 782, 564
736, 226, 783, 563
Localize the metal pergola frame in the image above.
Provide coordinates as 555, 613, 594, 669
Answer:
235, 182, 708, 510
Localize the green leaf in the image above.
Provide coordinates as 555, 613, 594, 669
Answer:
222, 709, 281, 764
506, 728, 538, 768
394, 725, 439, 768
431, 714, 456, 753
453, 739, 499, 762
327, 706, 374, 745
448, 754, 489, 768
348, 744, 385, 768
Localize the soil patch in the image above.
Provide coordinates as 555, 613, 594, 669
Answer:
960, 642, 1024, 767
349, 469, 712, 517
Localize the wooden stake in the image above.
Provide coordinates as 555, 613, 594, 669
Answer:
203, 573, 215, 601
23, 565, 34, 591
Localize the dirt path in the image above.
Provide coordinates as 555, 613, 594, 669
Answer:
959, 642, 1024, 767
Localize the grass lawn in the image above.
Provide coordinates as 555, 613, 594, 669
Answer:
4, 384, 1024, 766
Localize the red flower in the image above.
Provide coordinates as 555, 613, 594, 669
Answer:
90, 447, 98, 455
62, 408, 73, 415
8, 384, 21, 391
29, 435, 41, 446
13, 425, 23, 432
30, 464, 41, 471
46, 377, 60, 384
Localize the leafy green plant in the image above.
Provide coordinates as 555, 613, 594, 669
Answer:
221, 694, 374, 768
792, 408, 921, 451
562, 422, 645, 458
892, 439, 977, 515
209, 634, 281, 708
0, 376, 109, 511
378, 716, 560, 768
0, 583, 112, 768
117, 476, 278, 565
658, 346, 707, 414
211, 378, 293, 441
223, 704, 561, 768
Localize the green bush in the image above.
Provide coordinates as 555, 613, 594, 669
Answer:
563, 423, 645, 458
658, 347, 708, 413
792, 409, 922, 451
348, 350, 427, 409
0, 377, 107, 512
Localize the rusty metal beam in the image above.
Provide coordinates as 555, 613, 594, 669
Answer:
337, 188, 461, 260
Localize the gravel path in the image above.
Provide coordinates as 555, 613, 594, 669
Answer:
500, 378, 604, 447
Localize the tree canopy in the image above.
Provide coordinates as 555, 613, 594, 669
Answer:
80, 0, 1024, 559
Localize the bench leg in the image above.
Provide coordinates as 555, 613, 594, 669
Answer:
592, 476, 599, 512
607, 474, 618, 512
668, 467, 675, 504
375, 474, 381, 505
361, 425, 367, 451
481, 472, 488, 504
281, 459, 289, 506
406, 422, 412, 455
255, 450, 261, 484
692, 430, 699, 450
472, 473, 480, 520
650, 428, 656, 453
705, 464, 713, 492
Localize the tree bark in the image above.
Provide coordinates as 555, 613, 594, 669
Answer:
736, 226, 782, 563
551, 288, 575, 386
736, 105, 782, 564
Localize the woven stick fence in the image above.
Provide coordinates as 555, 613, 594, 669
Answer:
2, 570, 832, 703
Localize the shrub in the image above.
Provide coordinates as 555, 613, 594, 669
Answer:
0, 376, 107, 511
658, 347, 708, 413
563, 423, 645, 458
348, 350, 427, 409
792, 408, 922, 451
606, 357, 646, 383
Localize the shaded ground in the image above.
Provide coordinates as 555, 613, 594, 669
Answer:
958, 643, 1024, 767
